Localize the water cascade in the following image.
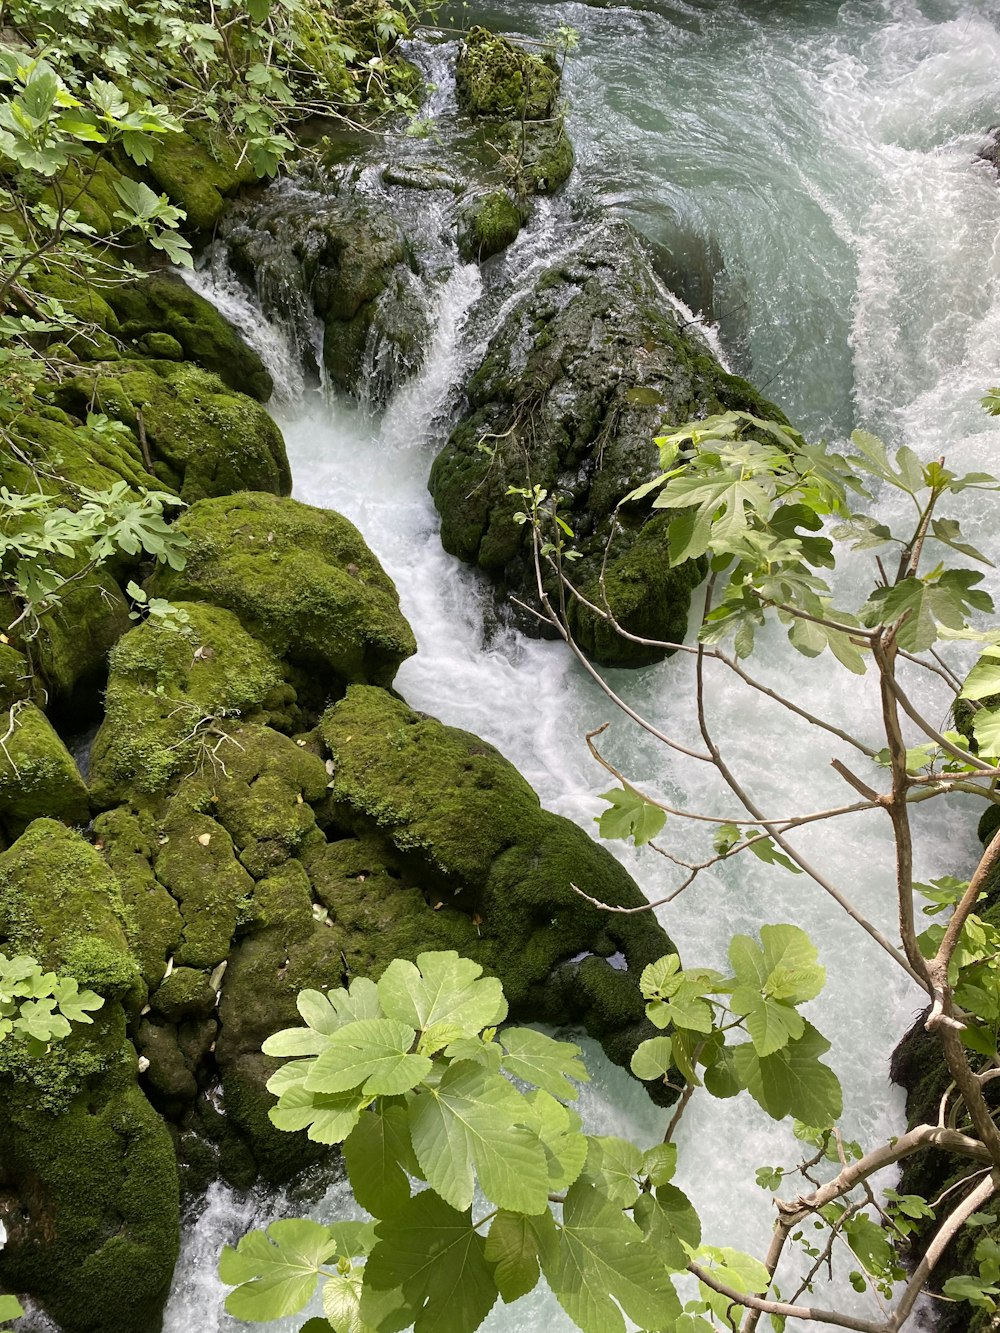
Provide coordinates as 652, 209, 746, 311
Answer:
162, 1, 1000, 1327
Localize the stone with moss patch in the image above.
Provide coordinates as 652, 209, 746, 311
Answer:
88, 602, 291, 807
429, 218, 787, 666
150, 492, 416, 695
456, 27, 560, 120
145, 126, 255, 232
318, 685, 673, 1077
458, 189, 522, 262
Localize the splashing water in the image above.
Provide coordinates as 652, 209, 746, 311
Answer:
165, 1, 1000, 1328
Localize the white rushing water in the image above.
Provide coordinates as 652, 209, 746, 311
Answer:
163, 0, 1000, 1328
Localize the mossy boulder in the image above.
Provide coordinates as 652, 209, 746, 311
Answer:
0, 704, 90, 838
106, 270, 274, 401
513, 119, 575, 194
456, 27, 560, 120
317, 685, 673, 1075
0, 645, 39, 711
151, 966, 217, 1022
0, 822, 178, 1332
458, 189, 522, 262
150, 492, 416, 697
145, 126, 255, 232
52, 359, 290, 502
429, 219, 786, 666
88, 602, 291, 806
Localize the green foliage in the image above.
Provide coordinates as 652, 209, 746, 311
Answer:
596, 786, 666, 845
0, 479, 187, 641
0, 950, 103, 1055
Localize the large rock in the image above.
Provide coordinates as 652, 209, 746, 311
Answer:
0, 822, 179, 1333
106, 270, 274, 402
0, 703, 90, 838
150, 492, 416, 698
222, 190, 430, 404
429, 219, 785, 666
52, 359, 290, 502
88, 602, 294, 807
455, 26, 560, 120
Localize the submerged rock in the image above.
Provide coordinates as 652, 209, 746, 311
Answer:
429, 218, 785, 666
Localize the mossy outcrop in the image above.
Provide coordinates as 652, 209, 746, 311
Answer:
88, 602, 292, 806
145, 125, 256, 233
52, 359, 290, 502
318, 685, 671, 1066
0, 704, 90, 838
429, 219, 786, 666
106, 270, 274, 401
0, 822, 179, 1333
456, 27, 560, 120
150, 492, 416, 694
458, 189, 523, 262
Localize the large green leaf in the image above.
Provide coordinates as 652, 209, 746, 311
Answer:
960, 647, 1000, 701
323, 1268, 374, 1333
305, 1019, 431, 1096
343, 1104, 416, 1216
691, 1245, 771, 1324
485, 1210, 557, 1303
729, 987, 804, 1057
0, 1296, 24, 1323
540, 1183, 681, 1333
269, 1084, 368, 1143
220, 1218, 338, 1322
524, 1090, 588, 1192
500, 1028, 588, 1100
596, 788, 666, 845
408, 1061, 551, 1213
634, 1182, 701, 1270
733, 1022, 842, 1124
578, 1136, 643, 1207
360, 1193, 498, 1333
861, 570, 993, 651
377, 952, 507, 1036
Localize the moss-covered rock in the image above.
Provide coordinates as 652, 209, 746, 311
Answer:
456, 27, 560, 120
429, 218, 786, 666
0, 822, 178, 1332
458, 189, 522, 262
52, 359, 290, 502
0, 704, 90, 838
88, 602, 291, 806
106, 270, 274, 402
150, 492, 416, 696
512, 119, 575, 194
317, 685, 673, 1076
0, 644, 40, 711
92, 806, 182, 991
145, 126, 255, 232
151, 966, 217, 1022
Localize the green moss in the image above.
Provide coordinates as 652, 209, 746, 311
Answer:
53, 359, 290, 502
0, 644, 37, 711
318, 685, 674, 1074
106, 271, 274, 402
0, 705, 90, 838
513, 119, 575, 194
568, 515, 707, 668
458, 189, 522, 262
145, 126, 254, 232
455, 27, 559, 120
153, 804, 254, 969
0, 820, 144, 1012
89, 602, 289, 806
91, 806, 182, 990
31, 265, 121, 333
151, 966, 216, 1022
0, 1048, 180, 1333
143, 331, 184, 359
151, 492, 416, 693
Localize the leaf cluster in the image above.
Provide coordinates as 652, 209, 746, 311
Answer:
0, 950, 103, 1055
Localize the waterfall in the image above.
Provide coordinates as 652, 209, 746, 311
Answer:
164, 0, 1000, 1327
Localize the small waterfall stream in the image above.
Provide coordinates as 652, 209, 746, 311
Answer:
162, 1, 1000, 1328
